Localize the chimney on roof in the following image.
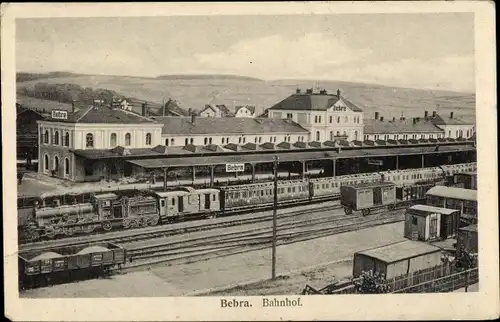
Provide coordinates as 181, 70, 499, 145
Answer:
306, 88, 313, 94
413, 118, 417, 125
337, 89, 341, 97
71, 101, 75, 113
392, 117, 396, 122
296, 88, 301, 94
191, 113, 196, 124
432, 111, 437, 117
380, 116, 384, 122
450, 111, 454, 119
141, 102, 148, 117
424, 111, 429, 120
319, 89, 327, 94
375, 112, 379, 120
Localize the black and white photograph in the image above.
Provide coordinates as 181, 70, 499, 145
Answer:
3, 2, 498, 321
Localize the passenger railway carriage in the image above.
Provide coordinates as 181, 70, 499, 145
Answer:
19, 162, 477, 242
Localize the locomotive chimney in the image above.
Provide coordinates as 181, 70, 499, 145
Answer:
191, 113, 196, 124
375, 112, 379, 120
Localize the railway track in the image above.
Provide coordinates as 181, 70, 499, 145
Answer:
20, 199, 341, 253
119, 210, 406, 271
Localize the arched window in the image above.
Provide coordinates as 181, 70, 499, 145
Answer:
456, 130, 459, 137
146, 133, 152, 145
316, 131, 320, 141
336, 131, 340, 137
254, 137, 258, 143
330, 131, 333, 140
459, 130, 463, 138
185, 138, 189, 146
337, 116, 340, 123
222, 138, 225, 144
86, 133, 94, 148
209, 137, 212, 144
64, 158, 70, 175
258, 137, 262, 143
354, 131, 358, 141
44, 130, 49, 144
44, 154, 49, 171
204, 137, 208, 145
190, 138, 194, 144
125, 133, 131, 146
242, 137, 246, 143
238, 137, 242, 144
65, 132, 70, 147
110, 133, 117, 146
54, 131, 59, 145
171, 138, 174, 145
53, 156, 59, 172
165, 138, 169, 146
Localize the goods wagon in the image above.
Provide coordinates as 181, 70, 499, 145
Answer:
352, 240, 442, 279
404, 204, 460, 241
426, 186, 477, 224
457, 224, 478, 254
341, 182, 397, 216
18, 242, 125, 289
452, 172, 477, 190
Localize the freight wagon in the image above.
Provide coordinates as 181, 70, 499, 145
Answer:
457, 224, 478, 254
18, 242, 125, 289
452, 172, 477, 190
425, 186, 478, 225
404, 204, 461, 241
340, 182, 397, 216
352, 240, 443, 279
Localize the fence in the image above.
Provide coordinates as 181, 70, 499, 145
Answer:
304, 262, 478, 295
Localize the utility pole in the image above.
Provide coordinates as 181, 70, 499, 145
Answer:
272, 155, 279, 280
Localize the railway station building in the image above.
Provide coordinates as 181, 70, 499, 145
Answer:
35, 88, 477, 183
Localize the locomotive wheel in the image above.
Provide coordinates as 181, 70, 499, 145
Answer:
148, 216, 159, 226
139, 218, 148, 227
101, 221, 112, 231
344, 207, 353, 215
26, 230, 41, 243
45, 229, 56, 239
388, 204, 396, 210
361, 209, 371, 216
81, 220, 95, 234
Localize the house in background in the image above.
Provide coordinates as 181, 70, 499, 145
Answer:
427, 111, 475, 139
234, 105, 256, 118
110, 97, 132, 111
199, 104, 235, 117
16, 105, 49, 160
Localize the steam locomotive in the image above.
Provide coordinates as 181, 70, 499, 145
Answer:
21, 163, 476, 242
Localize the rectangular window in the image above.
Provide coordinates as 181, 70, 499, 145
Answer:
172, 198, 176, 205
329, 116, 333, 123
161, 200, 165, 207
318, 116, 322, 123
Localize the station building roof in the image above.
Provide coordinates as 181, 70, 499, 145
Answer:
268, 89, 363, 112
41, 105, 157, 124
355, 240, 442, 264
150, 116, 309, 135
124, 143, 475, 169
364, 118, 443, 134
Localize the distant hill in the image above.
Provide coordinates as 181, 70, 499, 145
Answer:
16, 72, 85, 83
16, 73, 476, 120
156, 74, 264, 82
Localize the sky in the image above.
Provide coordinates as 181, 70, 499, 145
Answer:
16, 13, 475, 92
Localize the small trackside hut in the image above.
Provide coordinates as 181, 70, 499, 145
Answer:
352, 240, 442, 279
404, 204, 460, 241
341, 182, 396, 216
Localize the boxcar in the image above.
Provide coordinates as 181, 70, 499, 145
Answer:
19, 242, 125, 289
341, 182, 397, 216
452, 172, 477, 190
425, 186, 477, 224
404, 204, 460, 241
352, 240, 442, 279
457, 224, 478, 254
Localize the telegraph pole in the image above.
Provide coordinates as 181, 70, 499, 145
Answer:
272, 155, 279, 280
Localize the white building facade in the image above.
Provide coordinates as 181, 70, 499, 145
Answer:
267, 89, 364, 142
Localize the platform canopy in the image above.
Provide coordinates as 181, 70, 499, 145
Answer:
126, 144, 475, 169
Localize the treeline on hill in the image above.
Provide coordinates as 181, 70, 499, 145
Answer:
16, 72, 83, 83
18, 83, 122, 105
